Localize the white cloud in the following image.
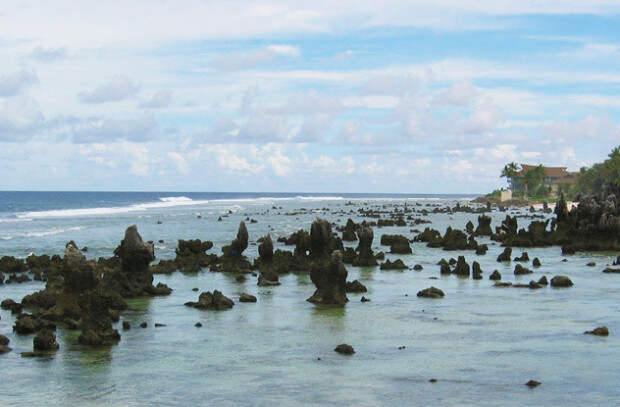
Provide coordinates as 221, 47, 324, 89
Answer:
29, 46, 67, 62
212, 44, 300, 71
0, 69, 39, 97
139, 89, 173, 108
167, 152, 189, 174
434, 81, 479, 106
0, 97, 44, 140
71, 114, 157, 143
78, 75, 140, 104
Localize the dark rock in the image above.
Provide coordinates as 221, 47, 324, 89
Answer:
602, 267, 620, 274
532, 257, 541, 267
494, 281, 512, 287
33, 329, 59, 351
514, 264, 533, 275
584, 326, 609, 336
454, 256, 470, 277
139, 322, 148, 328
345, 280, 367, 293
525, 380, 541, 388
257, 271, 280, 286
239, 293, 257, 302
0, 256, 26, 274
586, 261, 596, 267
537, 276, 548, 285
173, 239, 215, 273
0, 334, 9, 346
514, 252, 529, 262
353, 226, 378, 266
258, 234, 274, 262
474, 215, 493, 236
122, 321, 131, 330
550, 275, 573, 287
1, 299, 23, 314
528, 280, 543, 289
195, 322, 202, 327
235, 275, 247, 282
307, 251, 348, 306
381, 234, 412, 254
334, 343, 355, 355
360, 296, 370, 302
341, 219, 358, 242
380, 259, 408, 270
0, 345, 11, 354
107, 225, 158, 297
413, 264, 423, 271
310, 218, 342, 259
155, 323, 166, 327
417, 287, 445, 298
438, 259, 451, 275
472, 261, 483, 279
497, 247, 512, 262
475, 244, 488, 255
489, 270, 501, 280
216, 222, 253, 273
185, 290, 235, 310
147, 282, 173, 296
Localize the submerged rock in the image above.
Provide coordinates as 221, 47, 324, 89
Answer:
525, 380, 541, 388
584, 326, 609, 336
550, 275, 573, 287
514, 264, 532, 275
453, 256, 470, 277
239, 293, 257, 303
185, 290, 235, 310
489, 270, 502, 280
497, 247, 512, 262
334, 343, 355, 355
380, 259, 408, 270
33, 329, 59, 351
345, 280, 367, 293
417, 287, 444, 298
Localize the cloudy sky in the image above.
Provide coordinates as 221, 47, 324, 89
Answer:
1, 1, 619, 193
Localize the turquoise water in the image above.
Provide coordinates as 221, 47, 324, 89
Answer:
0, 193, 618, 406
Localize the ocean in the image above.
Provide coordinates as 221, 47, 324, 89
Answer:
0, 191, 618, 406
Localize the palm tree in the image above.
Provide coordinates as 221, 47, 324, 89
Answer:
500, 162, 520, 190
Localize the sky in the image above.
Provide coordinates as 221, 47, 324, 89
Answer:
0, 1, 619, 193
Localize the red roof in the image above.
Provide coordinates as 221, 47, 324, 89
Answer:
515, 164, 578, 184
518, 164, 569, 178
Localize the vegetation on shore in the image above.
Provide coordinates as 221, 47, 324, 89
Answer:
485, 145, 619, 203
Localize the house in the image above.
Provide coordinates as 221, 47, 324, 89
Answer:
511, 164, 578, 194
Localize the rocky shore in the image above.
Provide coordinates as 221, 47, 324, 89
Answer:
0, 184, 617, 368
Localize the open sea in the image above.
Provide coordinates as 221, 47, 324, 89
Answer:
0, 191, 618, 406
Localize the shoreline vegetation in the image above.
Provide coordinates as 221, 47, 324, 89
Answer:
475, 145, 620, 206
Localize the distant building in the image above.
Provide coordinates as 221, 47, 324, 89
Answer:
511, 164, 578, 194
500, 190, 512, 202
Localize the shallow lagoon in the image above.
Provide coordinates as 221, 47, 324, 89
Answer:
1, 194, 618, 406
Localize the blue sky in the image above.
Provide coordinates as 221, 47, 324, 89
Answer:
0, 1, 619, 193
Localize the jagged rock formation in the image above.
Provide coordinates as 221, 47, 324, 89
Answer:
554, 187, 620, 252
307, 251, 348, 306
381, 234, 412, 254
352, 226, 378, 266
214, 222, 252, 273
474, 215, 493, 236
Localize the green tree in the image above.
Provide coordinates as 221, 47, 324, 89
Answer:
523, 165, 545, 197
500, 162, 520, 190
